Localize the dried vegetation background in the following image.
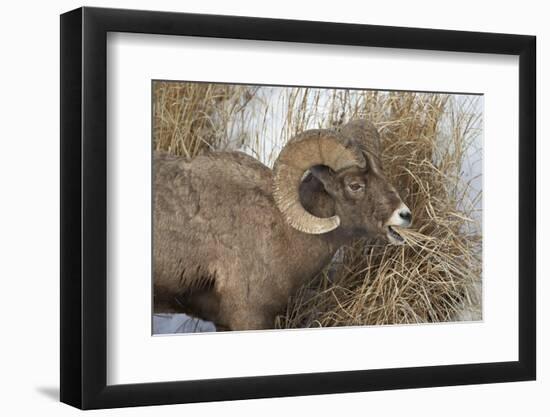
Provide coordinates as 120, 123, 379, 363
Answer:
153, 81, 483, 328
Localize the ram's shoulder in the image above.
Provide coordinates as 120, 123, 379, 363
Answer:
154, 151, 272, 190
207, 151, 271, 175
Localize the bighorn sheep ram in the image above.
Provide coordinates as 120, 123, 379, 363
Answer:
154, 120, 412, 330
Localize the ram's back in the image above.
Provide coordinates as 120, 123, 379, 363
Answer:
153, 151, 285, 293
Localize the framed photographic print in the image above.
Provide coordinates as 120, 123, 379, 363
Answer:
60, 6, 536, 409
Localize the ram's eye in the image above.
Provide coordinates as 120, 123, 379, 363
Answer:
348, 183, 364, 192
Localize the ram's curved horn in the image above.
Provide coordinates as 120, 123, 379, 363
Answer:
338, 119, 381, 157
272, 129, 365, 234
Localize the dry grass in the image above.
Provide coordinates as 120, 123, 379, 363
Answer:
153, 81, 258, 156
153, 81, 483, 328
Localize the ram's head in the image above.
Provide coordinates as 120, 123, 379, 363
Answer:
273, 120, 412, 244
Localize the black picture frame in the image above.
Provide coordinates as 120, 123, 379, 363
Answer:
60, 6, 536, 410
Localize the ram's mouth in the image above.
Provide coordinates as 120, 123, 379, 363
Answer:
386, 225, 405, 245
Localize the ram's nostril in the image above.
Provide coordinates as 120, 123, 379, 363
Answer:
399, 210, 412, 223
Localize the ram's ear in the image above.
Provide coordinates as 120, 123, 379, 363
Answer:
310, 165, 339, 195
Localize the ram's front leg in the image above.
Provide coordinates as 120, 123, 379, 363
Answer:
224, 308, 275, 331
217, 292, 276, 331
